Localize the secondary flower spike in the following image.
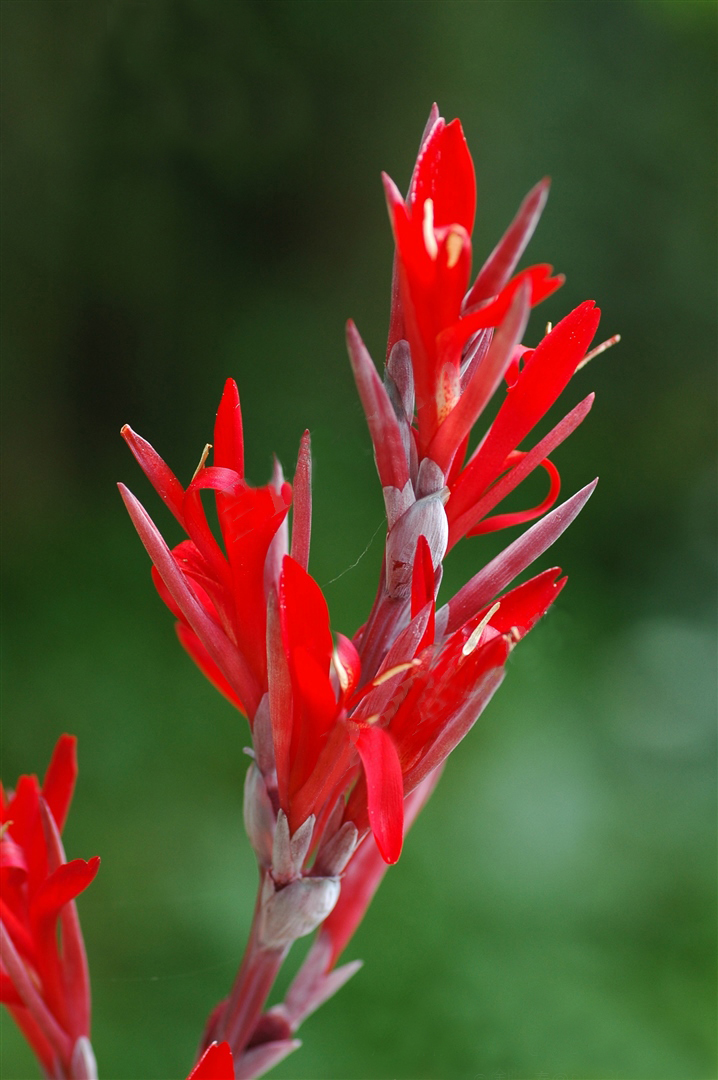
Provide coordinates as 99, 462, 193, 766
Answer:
120, 104, 605, 1075
0, 736, 100, 1080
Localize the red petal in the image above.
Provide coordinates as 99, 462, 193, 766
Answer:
353, 725, 404, 865
410, 535, 435, 652
485, 567, 567, 638
213, 379, 244, 477
451, 302, 599, 524
409, 117, 476, 234
30, 857, 100, 928
121, 425, 185, 526
41, 736, 77, 834
119, 484, 259, 715
290, 431, 312, 572
428, 282, 530, 473
442, 480, 597, 636
449, 393, 594, 543
346, 321, 411, 493
0, 973, 23, 1006
280, 557, 333, 674
468, 454, 561, 536
465, 177, 551, 308
267, 587, 293, 810
187, 1041, 235, 1080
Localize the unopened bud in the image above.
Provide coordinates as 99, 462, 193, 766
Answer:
272, 810, 315, 885
314, 821, 359, 877
243, 763, 276, 868
385, 495, 448, 599
259, 875, 341, 949
386, 339, 414, 420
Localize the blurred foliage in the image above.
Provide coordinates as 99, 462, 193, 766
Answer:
1, 2, 715, 1078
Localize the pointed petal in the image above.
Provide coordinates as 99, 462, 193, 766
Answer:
213, 379, 244, 476
465, 177, 551, 308
30, 857, 100, 927
41, 735, 77, 834
440, 480, 597, 637
39, 801, 92, 1040
448, 302, 599, 534
353, 725, 404, 864
346, 321, 410, 494
187, 1040, 236, 1080
449, 393, 594, 541
428, 282, 530, 473
119, 484, 259, 715
486, 567, 567, 638
290, 431, 312, 572
120, 425, 185, 526
267, 587, 293, 811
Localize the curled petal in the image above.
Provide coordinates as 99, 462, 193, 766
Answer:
468, 454, 561, 536
353, 725, 404, 864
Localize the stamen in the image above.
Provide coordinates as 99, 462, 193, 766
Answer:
192, 443, 212, 481
0, 821, 12, 840
445, 231, 463, 269
462, 602, 501, 656
576, 333, 621, 371
545, 321, 553, 335
333, 651, 350, 693
371, 660, 419, 688
422, 198, 439, 259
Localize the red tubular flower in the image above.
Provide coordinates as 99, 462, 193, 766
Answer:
120, 377, 292, 722
1, 736, 100, 1080
375, 105, 603, 552
121, 105, 605, 1074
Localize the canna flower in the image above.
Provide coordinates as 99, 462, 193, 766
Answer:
0, 736, 100, 1080
120, 103, 608, 1071
120, 377, 292, 721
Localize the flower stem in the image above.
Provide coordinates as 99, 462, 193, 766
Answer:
216, 875, 288, 1059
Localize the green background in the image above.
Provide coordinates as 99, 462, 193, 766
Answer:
2, 2, 715, 1078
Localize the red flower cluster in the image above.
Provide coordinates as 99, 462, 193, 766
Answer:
121, 106, 600, 873
0, 737, 99, 1079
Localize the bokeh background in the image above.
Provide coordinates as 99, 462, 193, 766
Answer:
2, 2, 716, 1078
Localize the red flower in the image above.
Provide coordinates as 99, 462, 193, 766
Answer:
120, 378, 292, 721
121, 107, 602, 874
375, 104, 604, 550
0, 736, 100, 1079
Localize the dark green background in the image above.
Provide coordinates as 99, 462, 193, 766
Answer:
2, 2, 716, 1078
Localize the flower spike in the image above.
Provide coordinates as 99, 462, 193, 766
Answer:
118, 105, 607, 1076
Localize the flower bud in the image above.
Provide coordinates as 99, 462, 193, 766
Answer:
258, 875, 341, 949
385, 494, 448, 599
243, 764, 276, 868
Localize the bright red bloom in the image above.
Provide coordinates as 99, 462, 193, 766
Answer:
121, 108, 600, 874
376, 105, 603, 550
121, 378, 292, 721
1, 736, 99, 1079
